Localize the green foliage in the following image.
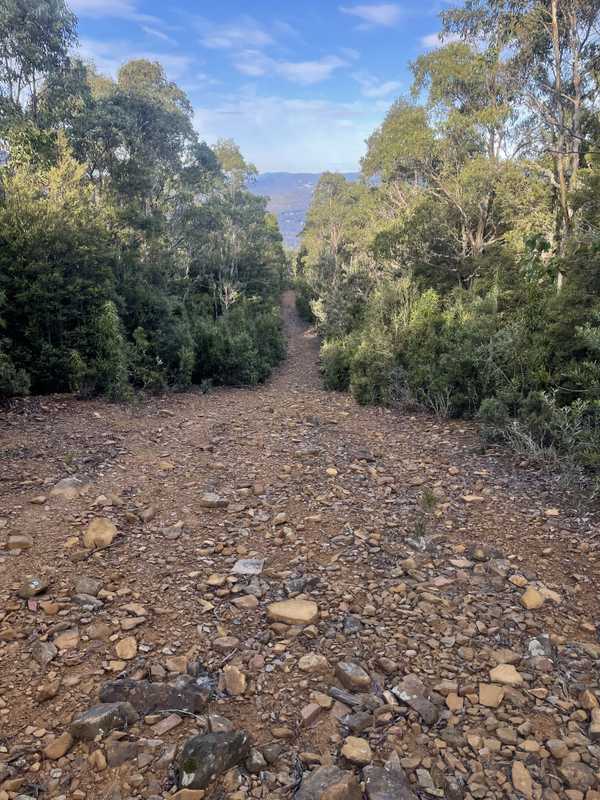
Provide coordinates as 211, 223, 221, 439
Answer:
0, 4, 287, 402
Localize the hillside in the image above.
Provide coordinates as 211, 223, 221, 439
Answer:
251, 171, 360, 248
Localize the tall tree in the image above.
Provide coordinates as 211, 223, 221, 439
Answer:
0, 0, 76, 124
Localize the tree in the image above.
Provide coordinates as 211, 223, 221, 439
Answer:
0, 0, 76, 124
442, 0, 600, 278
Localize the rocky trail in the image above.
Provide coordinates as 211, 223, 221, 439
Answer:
1, 290, 599, 800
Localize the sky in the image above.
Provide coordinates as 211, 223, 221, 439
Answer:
71, 1, 452, 173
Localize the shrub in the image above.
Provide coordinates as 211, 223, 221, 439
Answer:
321, 336, 355, 391
0, 346, 30, 400
350, 330, 395, 405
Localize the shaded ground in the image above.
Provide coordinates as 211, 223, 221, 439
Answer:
0, 290, 599, 800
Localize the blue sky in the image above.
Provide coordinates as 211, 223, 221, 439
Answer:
71, 1, 450, 172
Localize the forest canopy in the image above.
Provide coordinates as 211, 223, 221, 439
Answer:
0, 0, 288, 401
298, 0, 600, 478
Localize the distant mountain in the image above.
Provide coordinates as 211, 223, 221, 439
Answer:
250, 171, 360, 249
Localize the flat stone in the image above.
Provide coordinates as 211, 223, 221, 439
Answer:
152, 713, 182, 735
364, 763, 417, 799
32, 640, 58, 668
199, 493, 229, 509
99, 676, 211, 715
489, 664, 524, 686
392, 675, 439, 726
83, 517, 117, 549
341, 736, 372, 766
50, 477, 84, 500
54, 628, 80, 651
70, 702, 138, 741
295, 766, 362, 800
115, 637, 137, 660
267, 599, 319, 625
176, 731, 250, 790
479, 683, 505, 708
558, 764, 596, 790
43, 732, 73, 760
7, 535, 33, 550
299, 654, 330, 674
75, 577, 103, 596
335, 661, 371, 692
231, 558, 264, 575
231, 595, 259, 610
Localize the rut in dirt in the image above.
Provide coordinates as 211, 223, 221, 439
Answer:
0, 290, 599, 800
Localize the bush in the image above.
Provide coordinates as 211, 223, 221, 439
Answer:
0, 346, 30, 400
193, 301, 285, 387
321, 336, 355, 391
295, 279, 315, 322
350, 330, 395, 405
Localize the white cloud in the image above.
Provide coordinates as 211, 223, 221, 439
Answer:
193, 90, 383, 172
141, 26, 175, 44
420, 31, 461, 48
340, 4, 402, 27
70, 0, 160, 25
77, 37, 192, 80
233, 51, 348, 85
353, 71, 402, 97
196, 17, 273, 50
278, 56, 347, 85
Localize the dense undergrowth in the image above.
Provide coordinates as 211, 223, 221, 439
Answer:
0, 3, 287, 402
296, 0, 600, 483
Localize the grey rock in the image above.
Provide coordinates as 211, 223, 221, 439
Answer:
335, 661, 371, 692
528, 633, 553, 659
342, 615, 363, 634
558, 763, 596, 790
71, 702, 137, 741
245, 747, 267, 774
344, 710, 373, 733
176, 731, 250, 790
231, 558, 264, 576
99, 675, 212, 715
71, 593, 104, 610
106, 739, 139, 767
295, 765, 362, 800
18, 576, 48, 599
31, 640, 57, 669
392, 675, 439, 726
74, 576, 103, 596
364, 763, 417, 800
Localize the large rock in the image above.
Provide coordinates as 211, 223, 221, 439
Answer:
18, 576, 48, 599
70, 702, 137, 741
364, 763, 417, 800
392, 675, 439, 726
489, 664, 523, 686
335, 661, 371, 692
558, 763, 596, 791
266, 599, 319, 625
199, 493, 229, 509
512, 762, 533, 799
99, 676, 212, 715
83, 517, 117, 549
50, 477, 84, 500
295, 766, 362, 800
341, 735, 372, 766
176, 731, 250, 790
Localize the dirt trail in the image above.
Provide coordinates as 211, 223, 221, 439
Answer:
0, 290, 599, 800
